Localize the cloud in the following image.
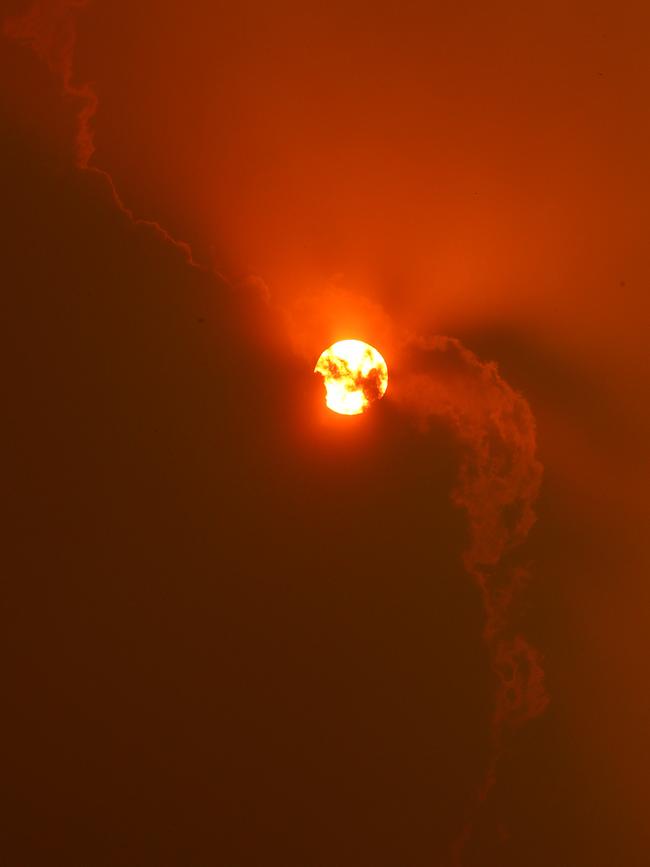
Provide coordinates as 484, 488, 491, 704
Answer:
4, 6, 548, 861
4, 0, 95, 165
394, 335, 548, 860
4, 0, 197, 264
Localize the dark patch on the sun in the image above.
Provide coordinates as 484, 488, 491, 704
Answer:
360, 366, 385, 401
322, 356, 350, 380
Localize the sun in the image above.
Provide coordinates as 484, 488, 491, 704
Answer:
314, 339, 388, 415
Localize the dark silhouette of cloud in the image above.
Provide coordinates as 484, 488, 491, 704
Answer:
4, 0, 196, 263
2, 4, 553, 865
395, 336, 547, 861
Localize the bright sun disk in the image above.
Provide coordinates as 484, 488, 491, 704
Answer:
314, 339, 388, 415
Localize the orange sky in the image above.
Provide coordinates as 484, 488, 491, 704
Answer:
75, 0, 650, 514
2, 1, 650, 864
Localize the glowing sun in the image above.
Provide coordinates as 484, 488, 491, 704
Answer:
314, 339, 388, 415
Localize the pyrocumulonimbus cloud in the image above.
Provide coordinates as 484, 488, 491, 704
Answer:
4, 0, 197, 263
396, 335, 548, 861
5, 4, 549, 862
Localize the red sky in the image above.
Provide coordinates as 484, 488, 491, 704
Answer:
2, 1, 649, 865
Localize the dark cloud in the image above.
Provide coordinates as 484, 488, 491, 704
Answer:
393, 336, 547, 861
4, 0, 96, 166
2, 4, 549, 864
4, 3, 649, 867
0, 140, 491, 864
4, 0, 196, 262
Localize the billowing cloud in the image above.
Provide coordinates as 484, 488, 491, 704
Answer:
395, 336, 547, 860
4, 0, 95, 166
4, 4, 550, 864
4, 0, 196, 262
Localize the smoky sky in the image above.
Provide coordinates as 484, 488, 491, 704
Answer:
2, 2, 650, 866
